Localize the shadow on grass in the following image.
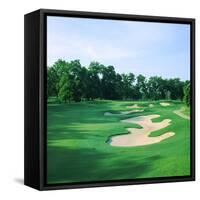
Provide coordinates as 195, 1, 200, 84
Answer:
47, 146, 161, 184
47, 128, 96, 141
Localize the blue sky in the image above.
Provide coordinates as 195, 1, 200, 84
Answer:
47, 16, 190, 80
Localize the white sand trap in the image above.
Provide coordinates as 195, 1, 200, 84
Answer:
109, 114, 175, 147
149, 104, 154, 108
127, 104, 142, 109
173, 109, 190, 120
104, 110, 144, 116
160, 102, 170, 107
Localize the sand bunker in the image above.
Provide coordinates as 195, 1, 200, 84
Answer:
160, 102, 170, 107
127, 104, 142, 109
173, 109, 190, 120
149, 104, 154, 108
109, 114, 175, 147
104, 110, 144, 116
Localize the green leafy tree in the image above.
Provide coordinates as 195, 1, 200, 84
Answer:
101, 66, 117, 99
47, 58, 189, 103
57, 60, 83, 102
87, 62, 102, 100
183, 83, 190, 106
165, 78, 184, 100
69, 60, 82, 102
135, 74, 147, 99
114, 73, 124, 99
121, 73, 135, 100
47, 67, 58, 97
47, 59, 69, 98
58, 74, 73, 102
147, 76, 162, 100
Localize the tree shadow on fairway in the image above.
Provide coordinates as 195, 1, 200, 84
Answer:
47, 123, 114, 142
48, 128, 93, 141
47, 146, 161, 184
103, 155, 162, 181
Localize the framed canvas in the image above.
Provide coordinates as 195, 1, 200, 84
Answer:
24, 9, 195, 190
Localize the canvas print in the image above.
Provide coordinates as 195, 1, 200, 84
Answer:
47, 16, 191, 184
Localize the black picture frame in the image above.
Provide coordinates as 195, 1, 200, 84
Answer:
24, 9, 195, 191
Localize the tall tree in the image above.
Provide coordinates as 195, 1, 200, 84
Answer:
114, 73, 124, 99
121, 73, 135, 100
47, 67, 58, 97
147, 76, 160, 100
135, 74, 147, 99
183, 83, 190, 106
68, 60, 83, 102
166, 78, 184, 100
47, 59, 69, 98
58, 74, 73, 102
101, 66, 117, 99
87, 62, 103, 99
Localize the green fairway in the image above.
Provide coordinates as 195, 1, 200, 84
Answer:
47, 99, 190, 184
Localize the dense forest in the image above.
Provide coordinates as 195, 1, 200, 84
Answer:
47, 59, 190, 105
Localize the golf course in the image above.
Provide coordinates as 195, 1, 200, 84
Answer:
46, 17, 191, 184
47, 99, 190, 184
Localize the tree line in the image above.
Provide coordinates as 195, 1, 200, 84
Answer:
47, 59, 190, 105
